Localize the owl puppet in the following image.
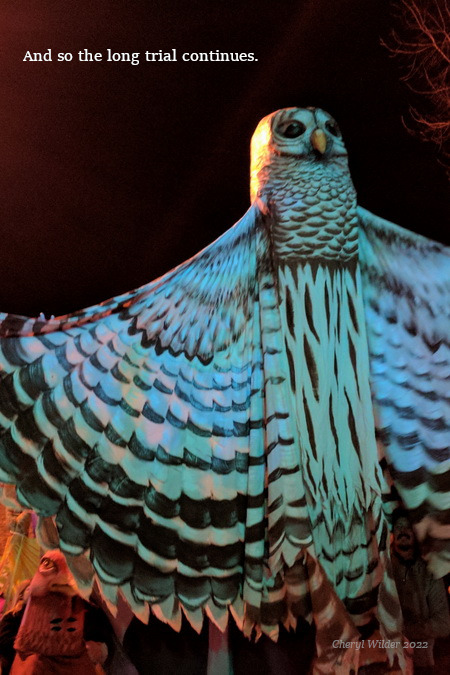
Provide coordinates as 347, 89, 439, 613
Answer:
0, 108, 448, 672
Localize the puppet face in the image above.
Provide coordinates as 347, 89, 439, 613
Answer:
29, 550, 78, 597
269, 107, 347, 159
250, 107, 348, 203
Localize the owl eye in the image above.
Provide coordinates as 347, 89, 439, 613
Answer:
279, 121, 306, 138
325, 121, 341, 137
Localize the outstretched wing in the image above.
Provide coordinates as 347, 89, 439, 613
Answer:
358, 206, 450, 576
0, 204, 312, 635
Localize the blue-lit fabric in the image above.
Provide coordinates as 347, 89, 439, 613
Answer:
0, 107, 447, 673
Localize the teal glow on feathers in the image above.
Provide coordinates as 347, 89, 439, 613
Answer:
0, 107, 448, 672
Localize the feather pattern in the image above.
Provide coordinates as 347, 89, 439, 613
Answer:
0, 204, 314, 637
0, 107, 447, 672
358, 206, 450, 577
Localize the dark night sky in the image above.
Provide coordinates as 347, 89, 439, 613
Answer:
1, 0, 448, 317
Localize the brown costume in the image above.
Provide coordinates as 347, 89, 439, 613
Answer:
10, 551, 97, 674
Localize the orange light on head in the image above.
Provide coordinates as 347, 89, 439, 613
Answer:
250, 114, 273, 204
29, 549, 79, 597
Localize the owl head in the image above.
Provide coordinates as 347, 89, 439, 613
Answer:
250, 107, 348, 203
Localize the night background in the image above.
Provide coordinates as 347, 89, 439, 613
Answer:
1, 0, 448, 317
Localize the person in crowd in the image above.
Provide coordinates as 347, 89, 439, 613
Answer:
391, 508, 450, 674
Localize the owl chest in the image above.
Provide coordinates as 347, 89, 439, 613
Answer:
268, 165, 358, 265
275, 263, 379, 504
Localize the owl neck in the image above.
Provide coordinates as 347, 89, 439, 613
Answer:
260, 156, 358, 268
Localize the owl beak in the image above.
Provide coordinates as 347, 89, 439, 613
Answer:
311, 129, 327, 155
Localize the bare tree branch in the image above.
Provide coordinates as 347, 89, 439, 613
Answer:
384, 0, 450, 170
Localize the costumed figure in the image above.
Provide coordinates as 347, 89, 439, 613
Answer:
9, 550, 108, 674
0, 108, 448, 673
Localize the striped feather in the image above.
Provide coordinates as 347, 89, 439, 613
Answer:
358, 206, 450, 578
1, 107, 446, 673
0, 204, 316, 640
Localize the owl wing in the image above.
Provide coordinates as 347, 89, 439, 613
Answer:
357, 206, 450, 576
0, 204, 313, 634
